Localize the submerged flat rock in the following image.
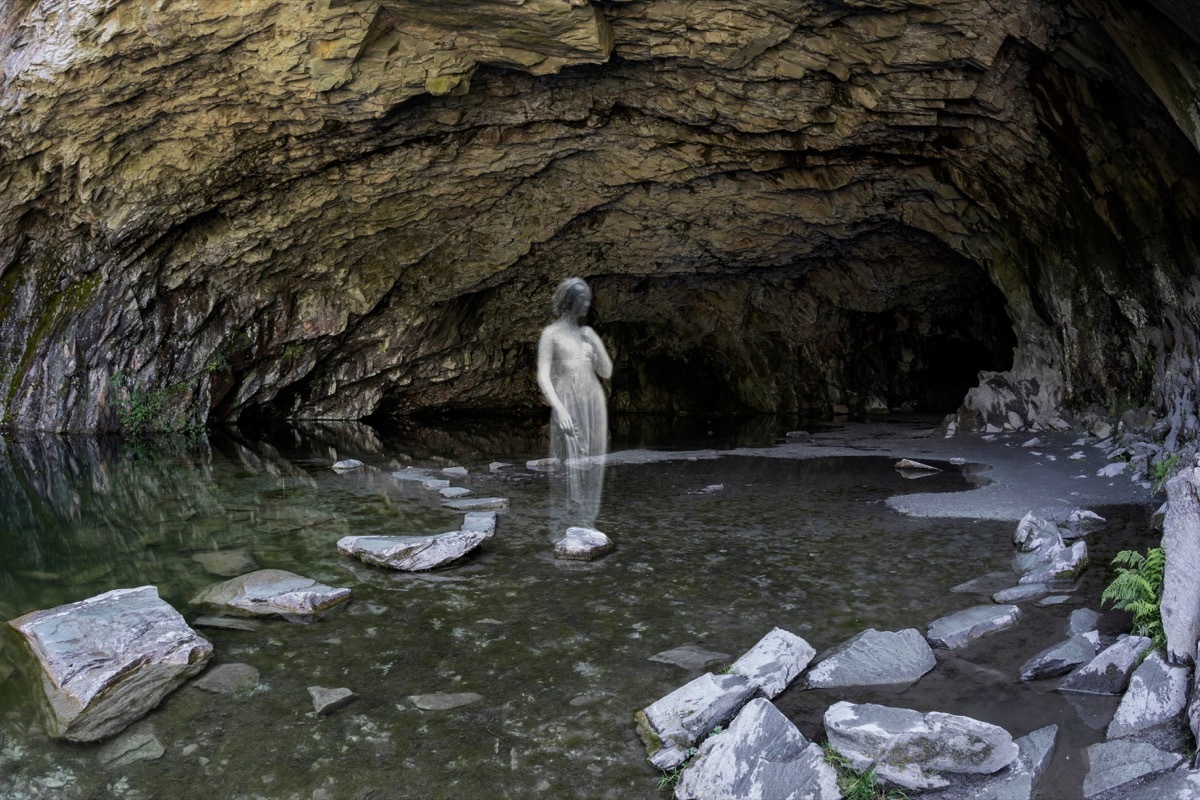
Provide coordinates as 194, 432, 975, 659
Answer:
1019, 632, 1100, 682
190, 569, 351, 619
676, 698, 839, 800
9, 586, 213, 742
338, 529, 491, 571
407, 692, 482, 711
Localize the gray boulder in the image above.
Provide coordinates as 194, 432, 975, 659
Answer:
8, 586, 213, 742
439, 486, 471, 498
554, 527, 615, 561
1059, 636, 1153, 695
1104, 769, 1200, 799
728, 627, 815, 698
1012, 513, 1062, 554
824, 701, 1018, 790
806, 628, 935, 688
1082, 739, 1183, 797
190, 569, 351, 619
1017, 541, 1087, 584
1019, 632, 1100, 681
920, 724, 1057, 800
635, 672, 758, 770
993, 584, 1052, 603
676, 698, 839, 800
927, 605, 1022, 650
331, 459, 364, 472
1107, 651, 1190, 739
461, 511, 498, 536
338, 529, 491, 571
1163, 469, 1200, 664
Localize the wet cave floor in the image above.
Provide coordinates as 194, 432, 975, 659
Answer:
0, 417, 1161, 799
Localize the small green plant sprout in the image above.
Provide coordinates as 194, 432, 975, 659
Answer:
716, 664, 739, 675
1152, 453, 1182, 493
656, 746, 698, 791
822, 743, 910, 800
1101, 547, 1167, 652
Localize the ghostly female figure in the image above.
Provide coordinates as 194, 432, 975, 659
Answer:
537, 278, 612, 526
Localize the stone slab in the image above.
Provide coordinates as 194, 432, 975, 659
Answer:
927, 605, 1022, 650
1107, 651, 1190, 739
9, 586, 213, 742
675, 698, 839, 800
806, 628, 935, 688
309, 686, 356, 715
442, 497, 509, 511
1019, 632, 1100, 681
635, 672, 757, 771
190, 569, 351, 619
1082, 739, 1183, 797
728, 627, 815, 698
338, 530, 490, 571
1059, 636, 1152, 695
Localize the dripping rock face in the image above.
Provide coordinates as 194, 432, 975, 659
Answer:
1, 0, 1198, 432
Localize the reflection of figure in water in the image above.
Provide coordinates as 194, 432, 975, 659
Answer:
537, 278, 612, 527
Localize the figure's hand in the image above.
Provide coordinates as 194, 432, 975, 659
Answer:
557, 413, 577, 437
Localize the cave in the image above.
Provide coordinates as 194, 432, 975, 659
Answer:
0, 0, 1198, 437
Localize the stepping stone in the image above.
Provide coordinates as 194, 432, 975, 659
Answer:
338, 530, 491, 571
461, 511, 497, 536
391, 468, 432, 482
9, 586, 213, 742
442, 466, 468, 476
309, 686, 356, 715
422, 478, 450, 489
439, 486, 471, 498
806, 628, 934, 688
729, 627, 815, 698
1082, 739, 1183, 797
190, 569, 351, 620
554, 527, 614, 561
927, 605, 1021, 650
443, 497, 509, 511
635, 672, 756, 770
993, 584, 1052, 603
331, 459, 364, 472
1060, 636, 1152, 695
1036, 595, 1076, 607
1019, 632, 1100, 681
677, 698, 839, 800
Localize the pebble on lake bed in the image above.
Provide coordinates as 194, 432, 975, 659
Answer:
309, 686, 356, 715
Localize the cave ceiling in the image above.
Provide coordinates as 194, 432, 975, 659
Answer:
0, 0, 1198, 433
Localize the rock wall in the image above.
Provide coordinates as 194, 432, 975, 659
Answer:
0, 0, 1198, 432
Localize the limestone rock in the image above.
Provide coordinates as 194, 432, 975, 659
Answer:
553, 526, 615, 561
1163, 469, 1200, 664
1107, 651, 1190, 739
823, 701, 1018, 791
194, 663, 261, 695
635, 672, 757, 771
1017, 541, 1087, 584
9, 586, 213, 742
309, 686, 356, 715
461, 511, 498, 536
927, 605, 1022, 650
1019, 632, 1100, 681
648, 645, 731, 672
1082, 740, 1183, 797
1059, 636, 1153, 695
331, 459, 365, 472
190, 569, 351, 619
675, 698, 839, 800
442, 497, 509, 511
805, 628, 935, 688
338, 529, 490, 571
728, 627, 816, 698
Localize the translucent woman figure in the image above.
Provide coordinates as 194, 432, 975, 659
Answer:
537, 278, 612, 526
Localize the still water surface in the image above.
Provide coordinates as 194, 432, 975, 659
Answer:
0, 419, 1150, 799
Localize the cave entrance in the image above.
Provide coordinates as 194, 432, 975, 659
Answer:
597, 229, 1016, 418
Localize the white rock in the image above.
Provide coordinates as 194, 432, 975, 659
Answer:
331, 459, 364, 472
635, 673, 757, 770
553, 526, 614, 561
190, 569, 351, 619
728, 627, 815, 698
338, 530, 491, 571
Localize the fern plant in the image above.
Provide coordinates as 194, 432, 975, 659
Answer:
1101, 547, 1166, 652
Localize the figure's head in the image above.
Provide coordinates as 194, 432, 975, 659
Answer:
552, 277, 592, 318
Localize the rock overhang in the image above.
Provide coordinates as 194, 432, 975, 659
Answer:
0, 0, 1197, 433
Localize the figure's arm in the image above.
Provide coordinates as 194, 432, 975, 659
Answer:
583, 327, 613, 379
537, 329, 575, 434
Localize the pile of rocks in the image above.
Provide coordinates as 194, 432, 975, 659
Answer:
638, 491, 1200, 799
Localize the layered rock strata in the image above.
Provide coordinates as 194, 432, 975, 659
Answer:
1, 0, 1198, 431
